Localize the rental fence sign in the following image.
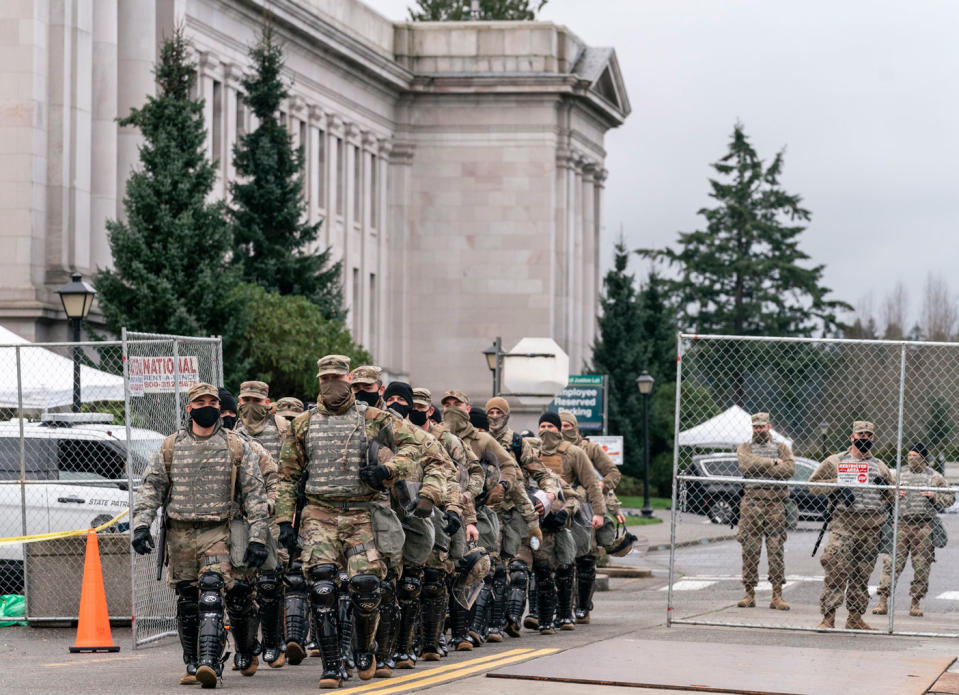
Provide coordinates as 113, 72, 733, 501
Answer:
547, 374, 607, 432
128, 355, 200, 395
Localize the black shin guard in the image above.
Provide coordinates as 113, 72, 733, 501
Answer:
374, 577, 398, 672
467, 570, 494, 644
226, 579, 260, 671
419, 568, 446, 657
196, 573, 227, 685
554, 564, 575, 628
489, 563, 508, 636
256, 570, 284, 663
534, 563, 556, 632
527, 572, 538, 619
309, 564, 342, 684
283, 562, 309, 664
175, 582, 200, 676
349, 574, 383, 678
575, 555, 596, 620
337, 570, 355, 671
394, 567, 422, 666
505, 560, 528, 635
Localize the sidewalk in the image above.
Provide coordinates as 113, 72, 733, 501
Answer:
624, 508, 736, 552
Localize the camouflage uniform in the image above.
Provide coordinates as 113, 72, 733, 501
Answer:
132, 383, 269, 685
275, 397, 305, 423
810, 421, 894, 629
275, 356, 448, 686
558, 410, 620, 624
536, 428, 605, 634
735, 412, 796, 610
874, 456, 954, 616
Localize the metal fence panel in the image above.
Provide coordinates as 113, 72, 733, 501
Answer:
667, 333, 959, 638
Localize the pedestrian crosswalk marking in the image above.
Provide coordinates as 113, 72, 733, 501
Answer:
338, 648, 559, 695
661, 579, 798, 592
936, 591, 959, 600
663, 580, 717, 591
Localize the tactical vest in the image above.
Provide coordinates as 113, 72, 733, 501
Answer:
899, 467, 937, 519
303, 403, 375, 499
743, 441, 781, 491
249, 416, 285, 461
541, 442, 569, 480
165, 430, 235, 522
835, 453, 886, 513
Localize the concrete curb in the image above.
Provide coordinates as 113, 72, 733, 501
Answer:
647, 533, 737, 552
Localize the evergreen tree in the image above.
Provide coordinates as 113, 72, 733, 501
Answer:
95, 29, 232, 336
230, 27, 343, 319
588, 237, 645, 478
639, 122, 850, 337
409, 0, 547, 21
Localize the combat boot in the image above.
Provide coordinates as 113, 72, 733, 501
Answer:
910, 599, 923, 617
816, 610, 835, 630
737, 586, 755, 608
871, 595, 888, 615
845, 613, 876, 631
768, 586, 790, 611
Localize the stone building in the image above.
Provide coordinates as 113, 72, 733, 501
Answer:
0, 0, 629, 405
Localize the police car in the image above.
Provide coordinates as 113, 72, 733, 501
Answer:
0, 413, 165, 593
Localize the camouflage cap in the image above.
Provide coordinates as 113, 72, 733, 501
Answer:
412, 387, 432, 407
441, 389, 470, 406
276, 397, 305, 417
239, 380, 269, 399
559, 411, 578, 428
317, 354, 351, 378
852, 420, 876, 435
187, 382, 219, 403
751, 412, 770, 426
351, 365, 383, 386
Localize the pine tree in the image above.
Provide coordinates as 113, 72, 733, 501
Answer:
95, 29, 233, 336
588, 237, 645, 478
230, 27, 343, 319
638, 122, 851, 337
409, 0, 547, 21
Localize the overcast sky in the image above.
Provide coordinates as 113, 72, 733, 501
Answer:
365, 0, 959, 325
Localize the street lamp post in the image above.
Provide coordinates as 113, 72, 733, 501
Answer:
819, 421, 829, 460
636, 370, 655, 519
482, 337, 503, 397
56, 273, 97, 413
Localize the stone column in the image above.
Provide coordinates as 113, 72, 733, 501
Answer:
116, 0, 155, 222
586, 167, 608, 364
580, 162, 597, 368
386, 141, 414, 378
223, 62, 244, 190
90, 0, 117, 272
375, 139, 392, 362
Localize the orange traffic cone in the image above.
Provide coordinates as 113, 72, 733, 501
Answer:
69, 529, 119, 653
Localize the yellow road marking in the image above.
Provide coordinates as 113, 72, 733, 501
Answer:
340, 648, 559, 695
43, 655, 143, 668
337, 649, 532, 693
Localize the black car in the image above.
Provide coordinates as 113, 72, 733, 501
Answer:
680, 453, 829, 526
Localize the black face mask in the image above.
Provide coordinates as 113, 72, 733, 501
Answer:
388, 402, 411, 420
409, 409, 428, 426
190, 406, 220, 428
853, 438, 873, 453
221, 415, 237, 430
355, 389, 380, 407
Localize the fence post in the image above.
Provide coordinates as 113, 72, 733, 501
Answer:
215, 335, 224, 387
172, 339, 182, 429
16, 346, 26, 538
666, 332, 685, 628
122, 328, 139, 649
887, 343, 907, 633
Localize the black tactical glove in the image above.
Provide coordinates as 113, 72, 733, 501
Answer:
443, 509, 462, 536
278, 521, 297, 554
542, 508, 570, 531
132, 525, 155, 555
360, 464, 392, 491
243, 541, 269, 569
413, 496, 434, 519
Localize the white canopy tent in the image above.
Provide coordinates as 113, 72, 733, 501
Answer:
678, 404, 793, 449
0, 326, 125, 409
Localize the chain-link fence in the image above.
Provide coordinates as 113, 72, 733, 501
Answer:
666, 333, 959, 638
0, 329, 221, 650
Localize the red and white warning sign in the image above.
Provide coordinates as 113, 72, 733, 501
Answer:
837, 461, 869, 486
128, 356, 200, 395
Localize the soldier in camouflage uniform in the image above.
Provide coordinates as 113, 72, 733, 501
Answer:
559, 411, 620, 624
275, 397, 305, 425
535, 412, 605, 634
275, 356, 449, 689
873, 443, 955, 617
351, 365, 385, 408
735, 412, 796, 611
408, 387, 483, 663
217, 387, 281, 674
132, 383, 269, 688
483, 397, 551, 641
810, 421, 894, 630
232, 381, 291, 667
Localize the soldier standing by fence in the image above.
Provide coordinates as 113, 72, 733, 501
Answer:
735, 412, 795, 611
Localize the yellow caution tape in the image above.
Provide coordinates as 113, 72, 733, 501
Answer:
0, 508, 130, 546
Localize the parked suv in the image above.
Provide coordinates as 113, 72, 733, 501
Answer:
0, 413, 165, 593
680, 452, 829, 526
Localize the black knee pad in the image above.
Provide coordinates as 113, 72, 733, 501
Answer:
379, 578, 396, 604
309, 581, 338, 611
397, 568, 423, 602
308, 563, 339, 583
256, 571, 281, 598
576, 555, 596, 569
508, 560, 528, 589
349, 574, 383, 615
493, 563, 507, 581
284, 569, 307, 593
198, 573, 224, 612
533, 561, 551, 581
226, 579, 254, 614
555, 564, 574, 580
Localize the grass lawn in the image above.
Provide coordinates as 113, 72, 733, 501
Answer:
625, 516, 663, 526
617, 496, 672, 510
